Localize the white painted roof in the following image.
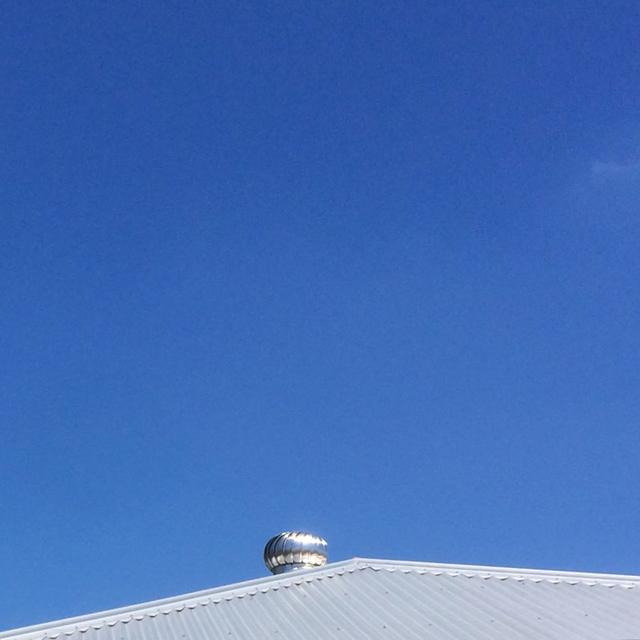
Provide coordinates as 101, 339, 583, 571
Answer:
2, 558, 639, 640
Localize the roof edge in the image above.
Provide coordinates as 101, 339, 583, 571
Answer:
0, 559, 358, 639
352, 557, 640, 582
2, 557, 638, 639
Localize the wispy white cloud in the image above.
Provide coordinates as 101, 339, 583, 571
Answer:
591, 159, 640, 178
555, 131, 640, 231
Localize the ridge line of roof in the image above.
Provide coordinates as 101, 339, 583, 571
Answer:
2, 557, 638, 638
352, 558, 640, 582
0, 559, 358, 639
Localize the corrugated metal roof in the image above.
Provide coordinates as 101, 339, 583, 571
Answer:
2, 558, 639, 640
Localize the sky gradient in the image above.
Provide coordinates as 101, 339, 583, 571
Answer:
2, 1, 640, 630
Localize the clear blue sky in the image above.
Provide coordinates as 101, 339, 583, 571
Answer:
2, 0, 640, 630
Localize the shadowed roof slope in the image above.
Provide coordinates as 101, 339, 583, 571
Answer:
2, 558, 639, 640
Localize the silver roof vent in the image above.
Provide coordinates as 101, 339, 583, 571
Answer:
264, 531, 328, 574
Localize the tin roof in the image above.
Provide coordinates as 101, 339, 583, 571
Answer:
2, 558, 639, 640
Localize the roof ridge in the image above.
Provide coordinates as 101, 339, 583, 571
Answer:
0, 559, 360, 639
354, 558, 640, 583
2, 557, 638, 639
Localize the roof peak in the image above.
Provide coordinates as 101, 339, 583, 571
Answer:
2, 557, 639, 639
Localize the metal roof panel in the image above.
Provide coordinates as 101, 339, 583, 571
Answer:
2, 558, 638, 640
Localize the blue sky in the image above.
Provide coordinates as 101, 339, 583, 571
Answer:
2, 0, 640, 629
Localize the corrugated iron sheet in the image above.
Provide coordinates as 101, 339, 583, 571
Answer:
2, 559, 639, 640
